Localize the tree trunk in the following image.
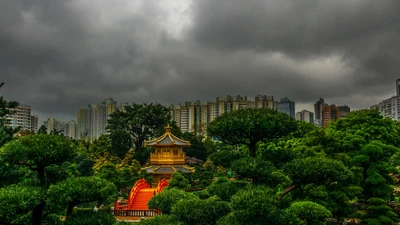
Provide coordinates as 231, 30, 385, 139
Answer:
33, 167, 47, 225
66, 203, 75, 217
278, 184, 297, 200
134, 139, 141, 149
249, 142, 256, 158
32, 202, 45, 225
37, 166, 48, 189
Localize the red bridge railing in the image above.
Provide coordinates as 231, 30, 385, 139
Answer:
112, 209, 161, 217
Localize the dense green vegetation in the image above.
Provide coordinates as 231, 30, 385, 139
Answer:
1, 88, 400, 225
143, 109, 400, 225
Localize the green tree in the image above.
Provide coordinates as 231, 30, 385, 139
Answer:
0, 84, 19, 147
207, 108, 298, 157
96, 164, 119, 186
192, 167, 214, 188
77, 158, 95, 176
326, 110, 400, 146
364, 198, 398, 225
89, 135, 112, 157
37, 125, 48, 134
167, 172, 190, 190
0, 160, 37, 188
325, 110, 400, 223
138, 215, 182, 225
182, 132, 208, 161
219, 186, 291, 225
107, 103, 170, 148
133, 146, 153, 166
109, 129, 132, 158
148, 188, 192, 214
47, 176, 117, 216
64, 211, 116, 225
284, 201, 332, 225
0, 134, 76, 225
0, 185, 44, 225
231, 156, 290, 185
171, 196, 230, 225
208, 144, 243, 169
206, 177, 248, 201
280, 157, 355, 200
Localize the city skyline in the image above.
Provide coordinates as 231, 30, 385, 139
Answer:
1, 0, 399, 123
0, 93, 379, 126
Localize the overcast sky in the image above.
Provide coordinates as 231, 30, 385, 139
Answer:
1, 0, 399, 123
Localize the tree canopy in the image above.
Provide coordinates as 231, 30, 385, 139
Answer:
207, 108, 298, 157
0, 85, 19, 147
107, 102, 170, 148
47, 176, 117, 216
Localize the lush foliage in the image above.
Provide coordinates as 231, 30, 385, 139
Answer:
0, 85, 19, 147
207, 108, 298, 157
145, 109, 400, 225
47, 176, 117, 216
147, 188, 191, 214
0, 135, 116, 225
167, 172, 190, 190
0, 185, 43, 225
64, 211, 116, 225
107, 102, 170, 148
1, 103, 400, 225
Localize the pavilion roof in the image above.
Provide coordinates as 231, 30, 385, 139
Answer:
144, 124, 190, 147
143, 165, 195, 174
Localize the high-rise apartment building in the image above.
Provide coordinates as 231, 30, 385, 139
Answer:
255, 95, 278, 110
314, 98, 328, 127
44, 118, 63, 133
378, 79, 400, 121
172, 101, 209, 135
67, 120, 77, 139
30, 115, 39, 133
171, 94, 280, 134
6, 105, 38, 132
338, 105, 351, 118
77, 107, 91, 138
295, 110, 314, 123
322, 105, 340, 127
278, 97, 295, 118
77, 98, 117, 141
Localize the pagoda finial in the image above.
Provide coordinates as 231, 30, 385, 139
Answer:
165, 124, 172, 133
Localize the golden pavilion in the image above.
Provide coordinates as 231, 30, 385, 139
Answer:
143, 124, 195, 186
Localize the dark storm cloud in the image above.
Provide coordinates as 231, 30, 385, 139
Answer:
190, 0, 400, 93
0, 0, 167, 121
1, 0, 399, 122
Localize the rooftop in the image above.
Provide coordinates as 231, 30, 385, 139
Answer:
145, 124, 190, 147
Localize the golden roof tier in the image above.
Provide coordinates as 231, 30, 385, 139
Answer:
145, 124, 190, 166
145, 124, 190, 147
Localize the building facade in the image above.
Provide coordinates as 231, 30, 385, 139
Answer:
278, 97, 295, 118
44, 118, 62, 133
338, 105, 351, 118
378, 79, 400, 121
322, 105, 340, 127
170, 95, 280, 134
67, 120, 77, 139
314, 98, 328, 127
76, 98, 117, 141
379, 96, 400, 120
30, 115, 39, 133
295, 110, 314, 123
6, 105, 38, 132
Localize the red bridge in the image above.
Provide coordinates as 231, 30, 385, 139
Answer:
115, 178, 168, 211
